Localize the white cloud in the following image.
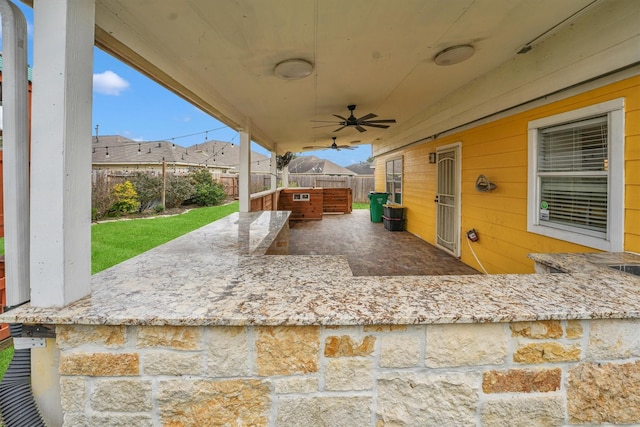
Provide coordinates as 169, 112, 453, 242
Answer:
93, 70, 129, 95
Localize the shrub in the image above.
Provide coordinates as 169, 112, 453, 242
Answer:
165, 174, 194, 208
188, 169, 226, 206
91, 171, 117, 220
130, 173, 162, 212
108, 180, 140, 215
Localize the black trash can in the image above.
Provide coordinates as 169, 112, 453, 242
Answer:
367, 192, 389, 222
383, 205, 405, 231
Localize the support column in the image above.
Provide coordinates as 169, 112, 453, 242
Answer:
0, 0, 30, 307
238, 124, 251, 213
270, 149, 277, 191
282, 166, 290, 188
30, 0, 95, 307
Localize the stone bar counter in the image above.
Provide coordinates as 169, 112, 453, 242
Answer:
3, 211, 640, 426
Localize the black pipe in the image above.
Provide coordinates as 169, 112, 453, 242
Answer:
0, 324, 46, 427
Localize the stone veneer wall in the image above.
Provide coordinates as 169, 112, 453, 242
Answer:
56, 319, 640, 426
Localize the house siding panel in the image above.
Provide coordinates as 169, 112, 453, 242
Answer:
375, 75, 640, 273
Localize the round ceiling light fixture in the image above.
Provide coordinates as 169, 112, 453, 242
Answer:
274, 58, 314, 80
434, 45, 475, 66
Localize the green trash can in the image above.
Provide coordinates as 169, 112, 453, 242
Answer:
368, 192, 389, 222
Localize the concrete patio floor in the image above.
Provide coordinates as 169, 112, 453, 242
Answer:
288, 209, 480, 276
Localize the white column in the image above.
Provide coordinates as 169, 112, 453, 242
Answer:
238, 124, 251, 213
282, 166, 290, 188
30, 0, 95, 307
0, 0, 30, 307
270, 149, 277, 191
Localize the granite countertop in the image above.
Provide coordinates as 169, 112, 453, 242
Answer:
2, 211, 640, 326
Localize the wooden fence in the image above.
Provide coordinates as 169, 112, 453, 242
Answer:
221, 174, 374, 203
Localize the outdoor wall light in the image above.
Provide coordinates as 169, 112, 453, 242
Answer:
429, 152, 437, 163
475, 174, 497, 192
434, 45, 475, 66
274, 58, 314, 80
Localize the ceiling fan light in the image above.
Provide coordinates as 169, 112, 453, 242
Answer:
274, 59, 314, 80
434, 45, 474, 66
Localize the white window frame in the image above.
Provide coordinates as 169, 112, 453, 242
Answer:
527, 98, 624, 252
385, 157, 403, 204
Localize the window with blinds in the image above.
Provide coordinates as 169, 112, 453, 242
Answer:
528, 98, 623, 252
537, 115, 608, 237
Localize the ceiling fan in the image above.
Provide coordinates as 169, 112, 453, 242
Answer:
313, 104, 396, 133
303, 137, 354, 151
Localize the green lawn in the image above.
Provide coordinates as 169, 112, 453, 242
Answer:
0, 345, 13, 381
92, 202, 239, 273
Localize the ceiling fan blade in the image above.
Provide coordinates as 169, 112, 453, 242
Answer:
337, 145, 355, 150
357, 113, 377, 121
362, 123, 390, 129
333, 115, 348, 121
355, 125, 367, 133
312, 124, 341, 129
311, 120, 342, 123
362, 119, 396, 124
333, 125, 347, 132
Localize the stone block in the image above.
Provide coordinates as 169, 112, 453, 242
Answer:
426, 323, 507, 367
324, 335, 375, 357
277, 396, 371, 427
137, 325, 201, 350
481, 396, 564, 427
377, 372, 478, 426
206, 326, 250, 376
379, 334, 421, 368
510, 321, 562, 339
56, 325, 126, 349
256, 326, 320, 376
158, 379, 270, 426
60, 377, 85, 413
325, 358, 374, 391
513, 342, 580, 364
587, 319, 640, 360
274, 376, 319, 394
143, 351, 203, 376
482, 368, 561, 393
59, 352, 139, 376
91, 379, 152, 412
568, 361, 640, 424
565, 320, 583, 339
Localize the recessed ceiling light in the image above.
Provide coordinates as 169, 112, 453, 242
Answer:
274, 59, 314, 80
434, 45, 475, 66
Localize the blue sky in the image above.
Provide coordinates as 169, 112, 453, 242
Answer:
2, 2, 372, 167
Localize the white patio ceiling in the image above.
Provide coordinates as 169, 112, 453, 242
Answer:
85, 0, 600, 154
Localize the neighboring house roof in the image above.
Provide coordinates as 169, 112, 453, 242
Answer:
185, 140, 271, 173
345, 162, 375, 175
91, 135, 270, 172
288, 156, 357, 176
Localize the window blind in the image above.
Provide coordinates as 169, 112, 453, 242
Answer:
538, 115, 608, 172
537, 115, 608, 235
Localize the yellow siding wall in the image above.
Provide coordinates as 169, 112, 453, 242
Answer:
376, 75, 640, 274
